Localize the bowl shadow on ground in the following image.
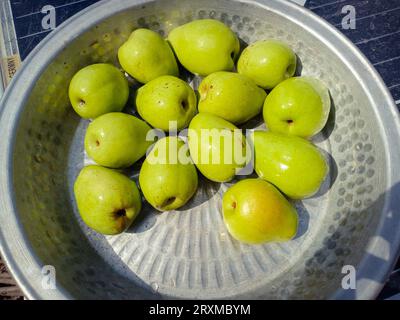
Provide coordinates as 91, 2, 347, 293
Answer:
288, 182, 400, 299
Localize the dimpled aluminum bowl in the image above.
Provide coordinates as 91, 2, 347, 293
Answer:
0, 0, 400, 300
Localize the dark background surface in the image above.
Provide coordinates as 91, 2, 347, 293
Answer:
0, 0, 399, 299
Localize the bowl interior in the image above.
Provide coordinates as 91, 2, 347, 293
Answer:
11, 0, 388, 299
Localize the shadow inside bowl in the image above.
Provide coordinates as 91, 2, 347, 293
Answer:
312, 93, 337, 143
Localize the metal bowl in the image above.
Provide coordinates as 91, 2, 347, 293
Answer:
1, 0, 400, 300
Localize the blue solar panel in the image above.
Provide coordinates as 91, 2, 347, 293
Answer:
307, 0, 400, 106
10, 0, 100, 59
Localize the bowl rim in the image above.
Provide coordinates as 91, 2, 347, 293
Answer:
0, 0, 400, 300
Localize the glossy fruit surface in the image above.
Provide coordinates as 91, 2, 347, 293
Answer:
118, 28, 179, 83
253, 131, 328, 199
238, 40, 296, 89
139, 137, 198, 211
74, 165, 142, 235
223, 179, 298, 244
263, 77, 331, 138
198, 71, 267, 125
168, 19, 240, 76
136, 75, 197, 131
69, 63, 129, 119
85, 113, 152, 168
188, 113, 249, 183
